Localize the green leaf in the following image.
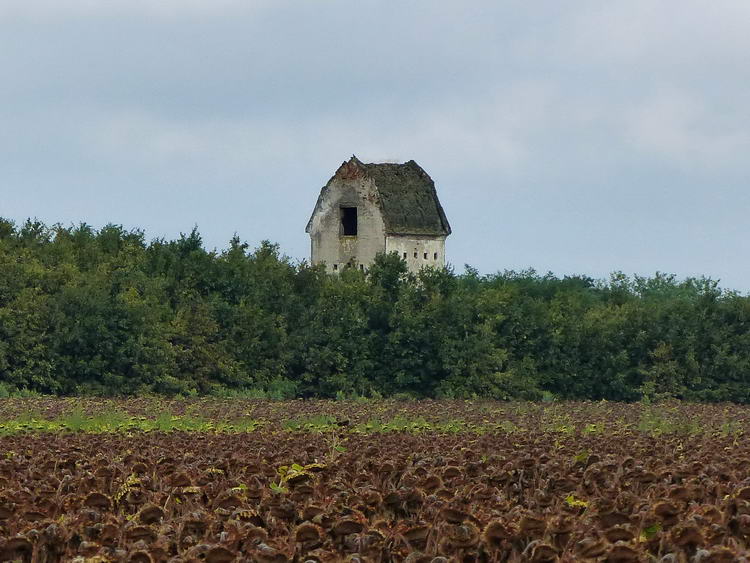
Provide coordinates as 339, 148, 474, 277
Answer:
640, 523, 661, 540
564, 494, 588, 508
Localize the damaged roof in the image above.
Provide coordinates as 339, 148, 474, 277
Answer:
306, 156, 451, 236
362, 159, 451, 236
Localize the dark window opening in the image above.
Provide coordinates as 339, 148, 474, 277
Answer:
423, 252, 428, 259
413, 251, 418, 258
403, 252, 407, 259
341, 207, 357, 236
359, 264, 364, 271
434, 252, 438, 260
333, 264, 338, 271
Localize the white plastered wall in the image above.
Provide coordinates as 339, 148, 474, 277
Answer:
308, 176, 387, 273
385, 235, 446, 274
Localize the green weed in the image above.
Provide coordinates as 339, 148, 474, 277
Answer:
282, 414, 338, 432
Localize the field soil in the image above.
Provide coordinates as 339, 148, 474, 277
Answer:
0, 400, 748, 562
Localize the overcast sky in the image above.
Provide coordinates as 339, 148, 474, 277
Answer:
2, 1, 749, 289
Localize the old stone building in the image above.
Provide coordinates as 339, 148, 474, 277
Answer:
306, 156, 451, 273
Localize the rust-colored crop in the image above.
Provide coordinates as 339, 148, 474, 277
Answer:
0, 399, 749, 560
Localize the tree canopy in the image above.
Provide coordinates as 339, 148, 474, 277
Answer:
1, 218, 749, 402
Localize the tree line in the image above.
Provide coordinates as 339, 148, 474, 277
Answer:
1, 218, 749, 402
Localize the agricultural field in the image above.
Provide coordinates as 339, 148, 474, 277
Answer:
0, 400, 749, 562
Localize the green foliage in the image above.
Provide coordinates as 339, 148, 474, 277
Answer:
0, 402, 742, 438
1, 217, 750, 402
564, 494, 588, 508
0, 407, 261, 435
282, 414, 338, 432
352, 417, 477, 434
641, 523, 662, 541
637, 405, 704, 435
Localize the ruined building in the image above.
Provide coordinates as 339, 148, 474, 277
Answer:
306, 156, 451, 273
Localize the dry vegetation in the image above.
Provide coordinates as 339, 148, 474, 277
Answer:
0, 400, 749, 562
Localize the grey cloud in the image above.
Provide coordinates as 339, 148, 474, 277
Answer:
1, 1, 749, 289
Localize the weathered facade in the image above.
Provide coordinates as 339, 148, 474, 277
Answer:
306, 156, 451, 273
